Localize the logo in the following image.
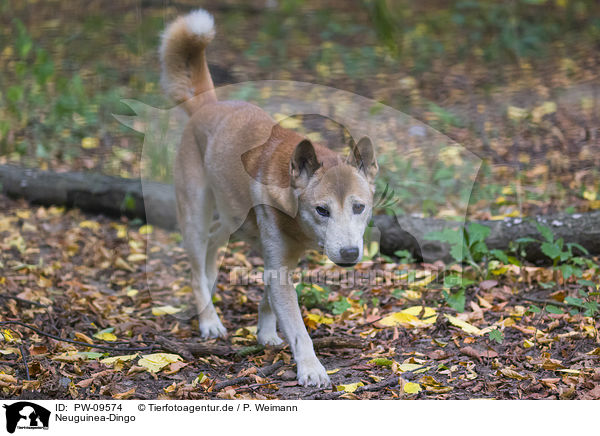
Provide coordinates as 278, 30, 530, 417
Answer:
3, 402, 50, 434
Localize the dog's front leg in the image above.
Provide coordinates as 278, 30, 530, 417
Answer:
265, 257, 330, 387
256, 211, 330, 388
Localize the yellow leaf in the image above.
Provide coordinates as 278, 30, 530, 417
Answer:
401, 306, 437, 322
444, 314, 482, 335
15, 209, 30, 219
403, 290, 422, 300
79, 220, 100, 230
114, 257, 134, 272
378, 312, 419, 327
499, 368, 529, 380
403, 382, 421, 394
163, 383, 177, 394
101, 354, 138, 365
335, 382, 364, 393
138, 353, 182, 373
48, 206, 65, 216
53, 351, 103, 362
583, 190, 597, 201
305, 313, 334, 325
127, 253, 147, 263
1, 329, 17, 342
81, 137, 99, 149
138, 224, 153, 235
111, 223, 127, 238
93, 331, 117, 342
491, 209, 521, 220
531, 101, 557, 123
419, 375, 453, 393
556, 368, 581, 375
152, 305, 183, 316
507, 106, 528, 121
398, 363, 424, 372
379, 306, 437, 327
175, 285, 192, 296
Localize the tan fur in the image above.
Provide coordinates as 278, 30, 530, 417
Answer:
161, 10, 377, 387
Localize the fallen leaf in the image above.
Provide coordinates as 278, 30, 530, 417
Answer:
112, 387, 136, 399
403, 382, 422, 394
100, 354, 138, 365
445, 314, 482, 335
152, 305, 183, 316
335, 382, 364, 393
79, 220, 100, 230
460, 346, 498, 360
499, 368, 529, 380
93, 328, 117, 342
138, 353, 182, 373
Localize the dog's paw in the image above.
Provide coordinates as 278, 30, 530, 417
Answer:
296, 359, 331, 388
257, 331, 284, 346
198, 318, 227, 339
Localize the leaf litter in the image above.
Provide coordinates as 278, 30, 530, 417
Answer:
0, 194, 599, 400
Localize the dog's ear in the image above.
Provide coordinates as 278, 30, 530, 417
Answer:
290, 139, 320, 188
348, 136, 378, 182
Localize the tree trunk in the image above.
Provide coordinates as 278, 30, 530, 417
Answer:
2, 164, 599, 263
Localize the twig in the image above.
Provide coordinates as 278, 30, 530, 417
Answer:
233, 337, 364, 358
305, 375, 398, 399
522, 297, 569, 308
17, 343, 30, 381
0, 295, 48, 308
0, 321, 154, 353
213, 361, 284, 391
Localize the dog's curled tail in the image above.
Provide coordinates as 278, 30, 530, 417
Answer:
159, 9, 217, 114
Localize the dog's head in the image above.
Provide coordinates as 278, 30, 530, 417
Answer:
291, 136, 378, 266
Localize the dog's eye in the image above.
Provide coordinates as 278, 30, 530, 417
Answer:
353, 203, 365, 215
316, 206, 330, 217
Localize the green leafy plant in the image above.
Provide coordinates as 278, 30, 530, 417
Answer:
296, 282, 329, 310
519, 223, 590, 283
488, 328, 504, 344
442, 273, 475, 312
425, 222, 512, 276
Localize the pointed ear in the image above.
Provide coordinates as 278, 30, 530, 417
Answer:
348, 136, 378, 182
290, 139, 320, 188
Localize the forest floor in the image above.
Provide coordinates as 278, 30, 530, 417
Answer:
1, 194, 599, 400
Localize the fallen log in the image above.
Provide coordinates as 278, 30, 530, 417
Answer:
2, 164, 599, 262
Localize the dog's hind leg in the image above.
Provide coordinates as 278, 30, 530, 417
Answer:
178, 189, 226, 339
175, 143, 226, 339
205, 222, 229, 296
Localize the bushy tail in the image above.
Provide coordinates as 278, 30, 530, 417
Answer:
159, 9, 217, 114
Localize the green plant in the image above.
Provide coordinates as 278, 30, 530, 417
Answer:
488, 328, 504, 344
518, 223, 590, 283
425, 222, 511, 276
296, 282, 329, 310
518, 223, 599, 316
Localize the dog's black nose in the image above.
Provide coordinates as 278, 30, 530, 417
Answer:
339, 246, 359, 263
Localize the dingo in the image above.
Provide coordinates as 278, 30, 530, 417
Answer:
160, 9, 377, 387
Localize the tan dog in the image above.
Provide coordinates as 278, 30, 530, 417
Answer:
160, 9, 378, 387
